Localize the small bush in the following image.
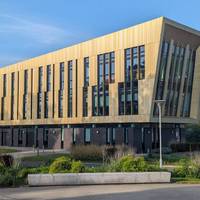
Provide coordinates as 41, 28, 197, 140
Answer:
49, 156, 72, 173
190, 153, 200, 178
109, 155, 148, 172
172, 159, 190, 178
103, 145, 135, 162
0, 162, 5, 173
71, 161, 85, 173
71, 145, 103, 161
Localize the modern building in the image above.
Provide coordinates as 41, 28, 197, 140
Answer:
0, 17, 200, 153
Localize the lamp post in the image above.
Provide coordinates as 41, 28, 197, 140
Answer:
154, 100, 165, 169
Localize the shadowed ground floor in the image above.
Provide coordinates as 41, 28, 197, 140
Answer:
0, 123, 184, 153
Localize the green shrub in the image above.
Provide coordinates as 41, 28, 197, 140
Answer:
172, 159, 190, 178
0, 162, 5, 173
71, 145, 103, 161
49, 156, 72, 173
109, 155, 148, 172
189, 153, 200, 178
71, 161, 85, 173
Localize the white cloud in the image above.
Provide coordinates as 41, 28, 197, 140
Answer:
0, 14, 70, 45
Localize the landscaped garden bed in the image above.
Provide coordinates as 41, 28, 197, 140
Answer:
1, 145, 200, 187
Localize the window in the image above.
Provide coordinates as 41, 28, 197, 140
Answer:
125, 45, 145, 81
23, 94, 28, 119
37, 93, 42, 119
72, 128, 77, 144
84, 57, 89, 86
111, 128, 116, 145
47, 65, 51, 91
83, 87, 88, 117
43, 130, 48, 147
1, 97, 4, 120
44, 92, 48, 118
106, 128, 111, 144
38, 66, 43, 93
97, 52, 115, 84
23, 70, 28, 119
3, 74, 6, 97
105, 85, 109, 115
18, 130, 23, 145
139, 45, 145, 79
11, 72, 15, 120
124, 128, 128, 144
58, 90, 63, 118
60, 62, 64, 90
118, 83, 125, 115
181, 50, 195, 117
110, 52, 115, 83
155, 42, 169, 107
24, 70, 28, 94
84, 128, 91, 144
68, 61, 73, 117
118, 81, 138, 115
92, 86, 98, 116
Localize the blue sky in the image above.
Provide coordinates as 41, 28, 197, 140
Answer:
0, 0, 200, 67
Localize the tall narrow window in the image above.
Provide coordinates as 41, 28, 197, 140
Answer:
37, 67, 43, 119
84, 57, 89, 86
46, 65, 51, 92
68, 61, 73, 117
58, 90, 63, 118
92, 86, 98, 116
124, 128, 128, 145
30, 69, 33, 119
83, 87, 88, 117
44, 92, 48, 118
72, 128, 77, 144
60, 62, 64, 90
84, 128, 91, 144
58, 62, 64, 118
118, 83, 125, 115
3, 74, 6, 97
139, 45, 145, 79
23, 70, 28, 119
11, 72, 15, 120
38, 66, 43, 93
110, 52, 115, 82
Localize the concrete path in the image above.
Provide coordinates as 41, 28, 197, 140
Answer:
0, 184, 200, 200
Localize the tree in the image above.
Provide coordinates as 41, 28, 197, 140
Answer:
185, 125, 200, 144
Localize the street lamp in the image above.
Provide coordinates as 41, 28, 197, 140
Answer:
154, 99, 165, 169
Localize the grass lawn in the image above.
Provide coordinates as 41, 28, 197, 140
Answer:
172, 177, 200, 184
21, 153, 70, 165
0, 148, 18, 154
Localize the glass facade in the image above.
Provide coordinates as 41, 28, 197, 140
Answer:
155, 41, 196, 118
181, 50, 196, 117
